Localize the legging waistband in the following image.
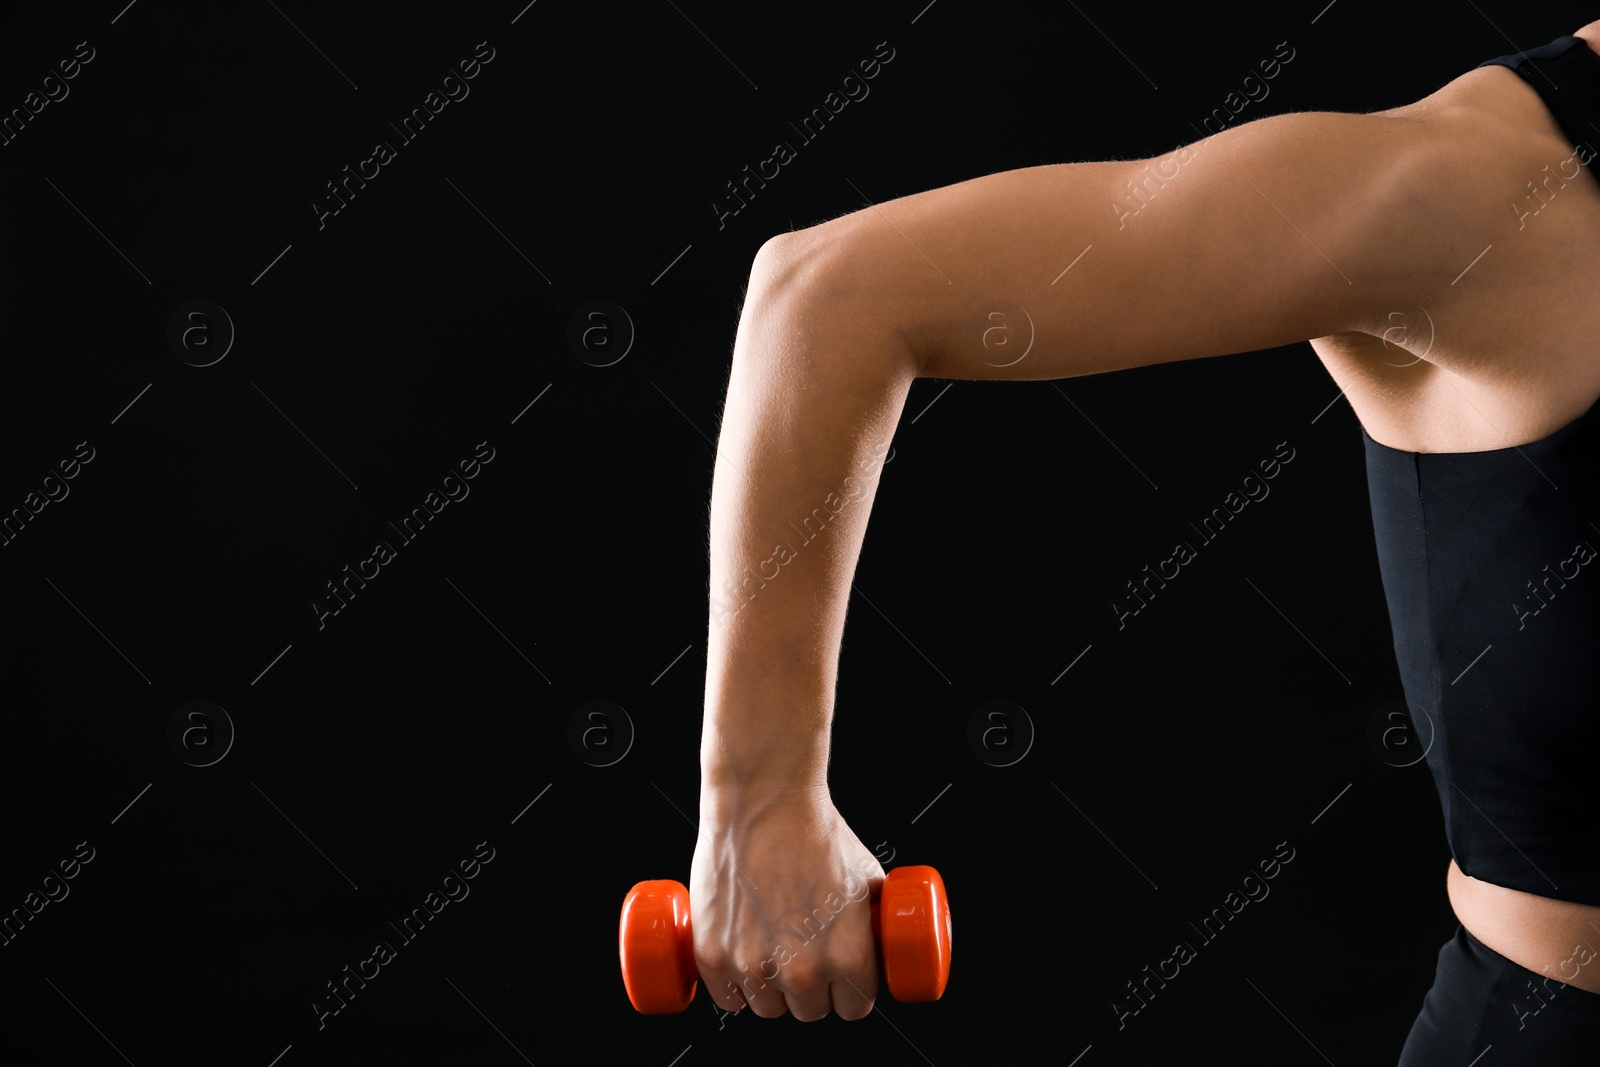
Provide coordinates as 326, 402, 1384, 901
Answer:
1399, 924, 1600, 1065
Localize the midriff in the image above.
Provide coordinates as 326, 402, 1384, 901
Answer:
1448, 859, 1600, 995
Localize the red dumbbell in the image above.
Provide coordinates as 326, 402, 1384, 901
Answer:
618, 865, 952, 1014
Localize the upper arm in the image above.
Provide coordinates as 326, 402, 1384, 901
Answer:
806, 107, 1520, 381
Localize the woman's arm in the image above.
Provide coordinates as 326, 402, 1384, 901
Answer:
701, 106, 1513, 796
694, 103, 1537, 1020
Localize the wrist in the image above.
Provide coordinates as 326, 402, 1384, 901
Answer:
699, 749, 829, 820
699, 703, 830, 795
699, 672, 833, 816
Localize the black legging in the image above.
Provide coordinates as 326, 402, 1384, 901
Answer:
1399, 925, 1600, 1064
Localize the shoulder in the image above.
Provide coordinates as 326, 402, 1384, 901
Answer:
1307, 57, 1600, 320
1306, 51, 1600, 446
1123, 97, 1569, 339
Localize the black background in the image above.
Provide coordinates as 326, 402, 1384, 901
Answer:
0, 1, 1589, 1064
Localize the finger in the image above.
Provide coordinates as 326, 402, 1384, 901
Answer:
743, 983, 789, 1019
701, 955, 778, 1018
842, 857, 883, 906
780, 955, 833, 1022
831, 970, 878, 1021
784, 991, 829, 1022
732, 972, 790, 1023
706, 973, 749, 1015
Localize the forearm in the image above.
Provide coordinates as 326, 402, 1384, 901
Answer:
701, 234, 919, 805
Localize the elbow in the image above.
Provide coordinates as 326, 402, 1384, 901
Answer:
747, 228, 831, 310
740, 224, 921, 382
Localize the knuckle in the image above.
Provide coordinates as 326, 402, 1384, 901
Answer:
719, 972, 766, 1006
821, 941, 875, 986
784, 954, 822, 989
696, 948, 730, 976
839, 939, 877, 976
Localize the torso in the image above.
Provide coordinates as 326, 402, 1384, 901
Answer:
1310, 25, 1600, 996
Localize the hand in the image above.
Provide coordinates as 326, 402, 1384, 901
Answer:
690, 789, 885, 1022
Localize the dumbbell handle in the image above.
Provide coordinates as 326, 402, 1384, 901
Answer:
619, 864, 951, 1014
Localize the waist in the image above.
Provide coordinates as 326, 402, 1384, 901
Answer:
1448, 859, 1600, 996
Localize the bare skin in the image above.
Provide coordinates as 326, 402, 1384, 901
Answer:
696, 21, 1600, 1020
1329, 23, 1600, 999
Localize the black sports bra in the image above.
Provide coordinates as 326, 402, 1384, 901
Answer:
1362, 35, 1600, 907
